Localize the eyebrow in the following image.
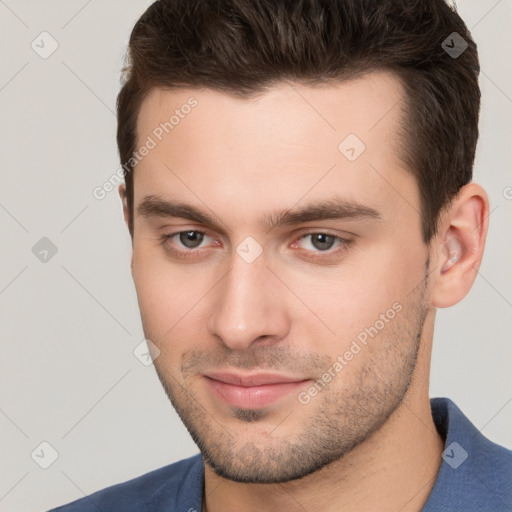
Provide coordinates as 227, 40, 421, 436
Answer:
137, 195, 382, 232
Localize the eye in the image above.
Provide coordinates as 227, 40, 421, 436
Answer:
159, 229, 351, 262
159, 230, 215, 256
175, 230, 209, 249
291, 232, 352, 261
296, 233, 346, 251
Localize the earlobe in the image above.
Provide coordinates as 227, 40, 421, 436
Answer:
431, 183, 489, 308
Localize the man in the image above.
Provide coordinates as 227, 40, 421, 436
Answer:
51, 0, 512, 510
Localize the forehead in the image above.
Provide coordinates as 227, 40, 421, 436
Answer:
136, 70, 406, 149
132, 71, 419, 232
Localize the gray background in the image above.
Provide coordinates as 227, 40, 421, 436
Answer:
1, 1, 511, 511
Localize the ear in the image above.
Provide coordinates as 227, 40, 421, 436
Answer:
118, 184, 134, 268
118, 184, 130, 227
430, 183, 489, 308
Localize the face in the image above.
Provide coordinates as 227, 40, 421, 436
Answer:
128, 71, 431, 483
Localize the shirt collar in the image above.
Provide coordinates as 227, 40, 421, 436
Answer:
422, 397, 512, 511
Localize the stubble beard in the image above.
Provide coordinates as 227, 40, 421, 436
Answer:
150, 278, 429, 484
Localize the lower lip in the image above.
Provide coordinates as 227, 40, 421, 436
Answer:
205, 377, 309, 409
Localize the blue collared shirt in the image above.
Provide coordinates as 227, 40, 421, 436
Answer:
49, 397, 512, 511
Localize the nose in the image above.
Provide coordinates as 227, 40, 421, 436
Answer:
207, 251, 290, 351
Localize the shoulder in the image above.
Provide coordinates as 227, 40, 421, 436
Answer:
48, 453, 203, 512
425, 397, 512, 511
463, 415, 512, 508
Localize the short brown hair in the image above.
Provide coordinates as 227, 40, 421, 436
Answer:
117, 0, 480, 243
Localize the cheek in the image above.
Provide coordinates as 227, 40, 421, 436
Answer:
304, 243, 425, 346
131, 243, 218, 343
132, 244, 181, 336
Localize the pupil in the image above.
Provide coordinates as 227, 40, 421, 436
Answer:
180, 231, 204, 248
313, 233, 334, 251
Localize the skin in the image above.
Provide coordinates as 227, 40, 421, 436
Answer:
119, 70, 489, 512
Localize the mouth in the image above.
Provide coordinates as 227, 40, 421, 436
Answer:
203, 371, 311, 409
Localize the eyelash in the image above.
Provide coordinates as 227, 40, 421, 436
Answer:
158, 230, 352, 262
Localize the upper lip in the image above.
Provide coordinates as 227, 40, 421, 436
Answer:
204, 371, 309, 387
